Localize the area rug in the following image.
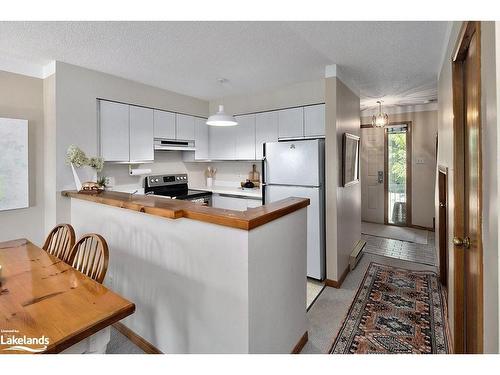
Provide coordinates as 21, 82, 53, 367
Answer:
362, 221, 428, 244
330, 263, 450, 354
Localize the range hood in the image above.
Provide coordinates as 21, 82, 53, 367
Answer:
154, 138, 195, 151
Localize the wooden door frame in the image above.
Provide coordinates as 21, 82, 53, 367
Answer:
383, 121, 413, 227
451, 20, 483, 353
438, 165, 448, 287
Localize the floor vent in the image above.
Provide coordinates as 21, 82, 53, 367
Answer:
349, 240, 366, 271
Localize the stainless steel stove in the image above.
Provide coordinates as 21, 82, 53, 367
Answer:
144, 174, 212, 206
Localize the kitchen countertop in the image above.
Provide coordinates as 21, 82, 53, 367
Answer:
62, 190, 308, 230
190, 185, 262, 199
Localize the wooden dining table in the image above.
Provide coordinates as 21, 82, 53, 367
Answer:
0, 238, 135, 354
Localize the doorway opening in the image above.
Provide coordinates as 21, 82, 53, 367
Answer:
384, 123, 412, 227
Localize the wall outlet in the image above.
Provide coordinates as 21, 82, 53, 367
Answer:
416, 158, 425, 164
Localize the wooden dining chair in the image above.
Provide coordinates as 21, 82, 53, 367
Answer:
42, 224, 76, 263
68, 234, 109, 284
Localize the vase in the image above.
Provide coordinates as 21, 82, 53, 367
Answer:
71, 163, 97, 191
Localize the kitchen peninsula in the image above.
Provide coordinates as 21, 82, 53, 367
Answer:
62, 191, 309, 353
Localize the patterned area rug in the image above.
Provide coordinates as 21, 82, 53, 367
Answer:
330, 263, 450, 354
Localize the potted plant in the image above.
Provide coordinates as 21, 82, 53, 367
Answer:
66, 145, 104, 191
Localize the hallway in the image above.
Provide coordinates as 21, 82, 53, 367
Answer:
302, 239, 449, 354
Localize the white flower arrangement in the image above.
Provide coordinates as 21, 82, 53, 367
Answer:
66, 145, 104, 172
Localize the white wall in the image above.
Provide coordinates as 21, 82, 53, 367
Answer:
46, 62, 209, 226
325, 75, 361, 281
0, 70, 45, 245
361, 110, 438, 229
481, 21, 499, 354
209, 79, 324, 115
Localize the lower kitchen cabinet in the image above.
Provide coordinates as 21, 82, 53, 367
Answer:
212, 194, 262, 211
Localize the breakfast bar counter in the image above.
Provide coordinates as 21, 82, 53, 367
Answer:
62, 190, 307, 230
63, 190, 310, 354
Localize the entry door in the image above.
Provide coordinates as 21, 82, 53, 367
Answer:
361, 127, 384, 223
452, 21, 483, 354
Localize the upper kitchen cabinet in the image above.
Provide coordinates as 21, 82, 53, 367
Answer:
209, 125, 236, 160
304, 104, 325, 138
235, 114, 256, 160
255, 111, 278, 160
278, 107, 304, 139
194, 117, 209, 160
153, 109, 176, 139
99, 100, 130, 162
176, 114, 195, 141
129, 106, 154, 162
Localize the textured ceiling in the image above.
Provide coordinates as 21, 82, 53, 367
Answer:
0, 21, 449, 109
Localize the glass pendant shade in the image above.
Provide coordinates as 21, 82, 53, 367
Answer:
206, 105, 238, 127
371, 101, 389, 127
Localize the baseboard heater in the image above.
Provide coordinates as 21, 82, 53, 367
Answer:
349, 240, 366, 271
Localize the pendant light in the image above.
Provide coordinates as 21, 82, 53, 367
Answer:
207, 79, 238, 127
371, 100, 389, 128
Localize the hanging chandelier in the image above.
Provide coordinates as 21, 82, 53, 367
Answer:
371, 100, 389, 128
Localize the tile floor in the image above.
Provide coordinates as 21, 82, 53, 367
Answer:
307, 278, 325, 310
362, 231, 437, 266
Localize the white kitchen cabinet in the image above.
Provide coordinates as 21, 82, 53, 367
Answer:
278, 107, 304, 139
209, 125, 236, 160
176, 114, 195, 141
153, 109, 176, 139
304, 104, 325, 137
255, 111, 278, 159
246, 198, 262, 208
194, 117, 209, 160
212, 194, 249, 211
212, 194, 262, 210
99, 100, 130, 162
235, 114, 256, 160
129, 106, 154, 162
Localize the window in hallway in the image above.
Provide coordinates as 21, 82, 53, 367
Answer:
386, 124, 410, 226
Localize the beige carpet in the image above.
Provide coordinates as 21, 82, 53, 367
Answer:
361, 221, 428, 244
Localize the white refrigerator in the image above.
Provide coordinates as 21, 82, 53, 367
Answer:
262, 139, 325, 280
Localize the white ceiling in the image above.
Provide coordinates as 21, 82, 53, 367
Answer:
0, 21, 449, 110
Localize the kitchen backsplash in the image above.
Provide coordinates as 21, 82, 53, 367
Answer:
101, 151, 261, 190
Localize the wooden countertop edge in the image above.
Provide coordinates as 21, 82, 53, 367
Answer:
62, 191, 309, 230
45, 302, 136, 354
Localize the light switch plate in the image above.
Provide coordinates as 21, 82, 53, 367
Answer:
416, 158, 425, 164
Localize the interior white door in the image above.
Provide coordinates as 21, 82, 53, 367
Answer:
266, 185, 324, 279
360, 127, 384, 223
265, 139, 320, 186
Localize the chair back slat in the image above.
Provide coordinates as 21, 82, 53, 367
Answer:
42, 224, 76, 263
68, 234, 109, 284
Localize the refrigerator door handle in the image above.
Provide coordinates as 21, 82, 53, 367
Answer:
262, 183, 266, 205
